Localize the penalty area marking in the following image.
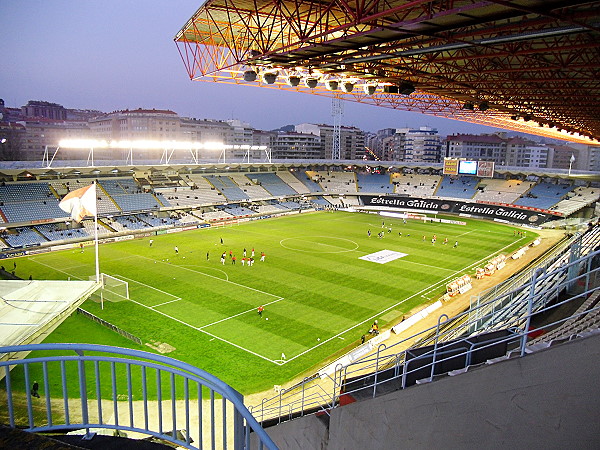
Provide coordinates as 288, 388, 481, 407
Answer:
33, 255, 286, 364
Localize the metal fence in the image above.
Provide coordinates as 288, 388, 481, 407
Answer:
77, 308, 142, 346
0, 343, 277, 450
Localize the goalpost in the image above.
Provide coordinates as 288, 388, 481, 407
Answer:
90, 273, 130, 308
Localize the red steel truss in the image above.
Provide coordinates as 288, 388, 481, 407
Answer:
175, 0, 600, 144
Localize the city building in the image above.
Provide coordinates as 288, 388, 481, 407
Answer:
21, 100, 67, 121
445, 133, 506, 164
505, 137, 548, 168
272, 131, 322, 159
381, 127, 442, 163
295, 123, 364, 159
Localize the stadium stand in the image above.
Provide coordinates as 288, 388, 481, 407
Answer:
275, 170, 312, 194
111, 193, 161, 212
2, 227, 47, 247
472, 179, 534, 204
35, 223, 90, 241
277, 201, 304, 210
147, 172, 181, 188
221, 205, 256, 217
551, 186, 600, 216
312, 171, 358, 193
250, 172, 298, 196
203, 175, 249, 202
109, 215, 153, 230
228, 173, 273, 200
1, 199, 65, 223
134, 212, 180, 228
81, 219, 113, 237
435, 175, 480, 199
200, 208, 234, 222
530, 290, 600, 345
294, 171, 324, 192
514, 181, 575, 209
254, 203, 288, 214
0, 170, 596, 251
310, 196, 331, 207
391, 173, 441, 197
356, 172, 395, 194
182, 174, 227, 204
0, 182, 65, 223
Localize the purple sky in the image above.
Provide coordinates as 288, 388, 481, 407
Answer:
1, 0, 507, 135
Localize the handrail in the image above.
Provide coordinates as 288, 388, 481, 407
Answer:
0, 343, 278, 450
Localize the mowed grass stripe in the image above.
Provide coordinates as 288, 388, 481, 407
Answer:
16, 211, 531, 391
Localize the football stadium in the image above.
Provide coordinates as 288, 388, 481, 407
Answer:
1, 162, 598, 448
2, 1, 600, 449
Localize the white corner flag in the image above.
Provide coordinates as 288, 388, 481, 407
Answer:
570, 154, 576, 163
59, 184, 97, 223
281, 353, 286, 360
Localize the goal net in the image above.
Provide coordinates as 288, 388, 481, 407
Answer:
89, 273, 130, 302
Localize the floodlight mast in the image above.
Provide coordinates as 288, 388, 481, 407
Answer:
331, 97, 344, 160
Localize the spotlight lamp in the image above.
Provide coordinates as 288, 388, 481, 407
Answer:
262, 72, 278, 84
398, 82, 415, 95
523, 115, 532, 122
341, 81, 355, 93
510, 115, 519, 120
287, 76, 301, 87
363, 84, 377, 95
463, 102, 474, 110
478, 101, 489, 111
325, 80, 339, 91
305, 77, 319, 89
243, 70, 257, 82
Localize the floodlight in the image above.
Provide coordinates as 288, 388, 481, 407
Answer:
305, 77, 318, 89
325, 80, 339, 91
287, 76, 301, 87
243, 70, 257, 82
341, 81, 354, 93
463, 102, 474, 110
478, 101, 489, 111
363, 85, 377, 95
398, 82, 415, 95
262, 72, 278, 84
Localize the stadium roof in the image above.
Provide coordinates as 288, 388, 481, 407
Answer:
174, 0, 600, 144
0, 280, 98, 350
0, 161, 598, 182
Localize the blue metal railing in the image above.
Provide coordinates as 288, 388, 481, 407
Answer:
0, 343, 278, 450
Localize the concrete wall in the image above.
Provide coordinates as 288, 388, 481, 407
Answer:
264, 333, 600, 449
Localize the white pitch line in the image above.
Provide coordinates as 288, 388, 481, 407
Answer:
29, 257, 85, 280
152, 298, 182, 308
30, 252, 283, 364
399, 260, 457, 273
199, 296, 285, 329
114, 274, 181, 301
125, 295, 280, 365
418, 239, 522, 299
137, 254, 282, 298
456, 230, 474, 238
281, 237, 525, 364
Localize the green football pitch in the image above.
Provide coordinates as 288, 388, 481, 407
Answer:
14, 211, 534, 394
